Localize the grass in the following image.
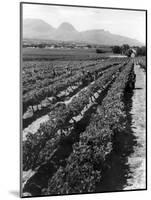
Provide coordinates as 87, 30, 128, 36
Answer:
22, 48, 113, 61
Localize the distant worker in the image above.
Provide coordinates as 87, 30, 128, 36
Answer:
81, 70, 85, 76
52, 68, 56, 78
94, 71, 98, 80
128, 70, 136, 90
86, 71, 93, 84
98, 71, 103, 77
65, 65, 69, 73
131, 72, 136, 89
81, 70, 87, 86
68, 67, 72, 75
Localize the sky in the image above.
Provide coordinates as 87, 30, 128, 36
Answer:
23, 4, 146, 44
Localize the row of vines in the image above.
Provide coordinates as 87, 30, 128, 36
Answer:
22, 58, 135, 196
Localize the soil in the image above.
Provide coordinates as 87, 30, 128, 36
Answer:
123, 65, 146, 190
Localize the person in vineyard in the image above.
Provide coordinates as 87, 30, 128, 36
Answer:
68, 67, 72, 75
86, 71, 93, 84
127, 70, 136, 90
98, 71, 103, 77
65, 65, 72, 75
81, 70, 87, 86
83, 71, 89, 85
65, 65, 69, 73
81, 70, 85, 76
94, 71, 98, 80
132, 71, 136, 89
52, 68, 56, 78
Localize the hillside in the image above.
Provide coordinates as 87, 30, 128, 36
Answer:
23, 19, 143, 46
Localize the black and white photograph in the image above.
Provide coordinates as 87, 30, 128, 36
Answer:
20, 2, 147, 198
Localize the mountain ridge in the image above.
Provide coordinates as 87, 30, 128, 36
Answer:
23, 19, 143, 46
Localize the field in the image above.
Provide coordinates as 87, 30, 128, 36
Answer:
21, 48, 146, 197
22, 47, 112, 61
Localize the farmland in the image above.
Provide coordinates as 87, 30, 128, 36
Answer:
21, 48, 146, 197
22, 47, 112, 61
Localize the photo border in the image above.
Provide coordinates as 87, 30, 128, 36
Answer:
20, 2, 147, 198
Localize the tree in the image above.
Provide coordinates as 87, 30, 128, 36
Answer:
137, 46, 146, 56
121, 44, 130, 54
112, 46, 122, 54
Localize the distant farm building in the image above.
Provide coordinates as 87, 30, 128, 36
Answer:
126, 48, 137, 57
130, 49, 137, 57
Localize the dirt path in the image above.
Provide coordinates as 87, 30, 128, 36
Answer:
124, 64, 146, 190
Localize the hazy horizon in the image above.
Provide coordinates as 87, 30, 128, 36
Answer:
23, 4, 146, 44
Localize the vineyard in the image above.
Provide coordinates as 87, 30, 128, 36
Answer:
22, 56, 146, 197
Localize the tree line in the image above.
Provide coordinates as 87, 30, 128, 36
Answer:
96, 44, 146, 57
111, 44, 146, 56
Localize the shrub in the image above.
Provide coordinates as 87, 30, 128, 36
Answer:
137, 46, 146, 56
112, 46, 122, 54
96, 49, 105, 54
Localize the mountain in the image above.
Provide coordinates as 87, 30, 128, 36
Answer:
57, 22, 76, 32
23, 19, 143, 46
79, 30, 142, 46
23, 19, 55, 39
51, 22, 80, 41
